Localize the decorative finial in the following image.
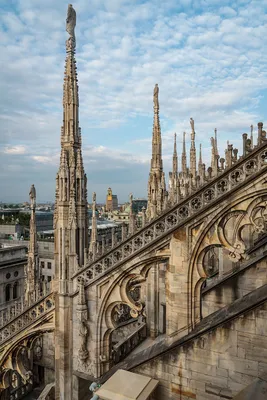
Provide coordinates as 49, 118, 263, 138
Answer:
153, 84, 159, 109
190, 118, 194, 133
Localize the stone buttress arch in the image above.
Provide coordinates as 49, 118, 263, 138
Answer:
187, 189, 267, 331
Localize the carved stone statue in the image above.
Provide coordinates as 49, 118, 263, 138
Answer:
93, 192, 96, 203
29, 184, 36, 208
153, 84, 159, 108
78, 318, 89, 360
190, 118, 194, 132
66, 4, 76, 38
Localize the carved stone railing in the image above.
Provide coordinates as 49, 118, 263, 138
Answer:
0, 284, 52, 329
0, 292, 55, 345
73, 143, 267, 285
112, 322, 147, 364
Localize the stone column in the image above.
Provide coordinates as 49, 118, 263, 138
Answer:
166, 232, 189, 337
147, 263, 159, 339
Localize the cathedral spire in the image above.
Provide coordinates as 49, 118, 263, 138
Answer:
25, 184, 39, 305
147, 84, 166, 220
54, 3, 88, 295
89, 192, 97, 258
182, 131, 187, 175
211, 128, 219, 177
198, 143, 202, 174
55, 6, 89, 399
151, 83, 162, 172
190, 118, 196, 179
173, 132, 178, 176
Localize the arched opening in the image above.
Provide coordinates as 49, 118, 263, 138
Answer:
13, 282, 18, 300
5, 284, 11, 302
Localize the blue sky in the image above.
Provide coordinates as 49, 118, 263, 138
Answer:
1, 0, 267, 203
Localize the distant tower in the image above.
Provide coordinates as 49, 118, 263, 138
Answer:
105, 187, 118, 211
25, 184, 39, 304
147, 84, 166, 220
54, 5, 88, 399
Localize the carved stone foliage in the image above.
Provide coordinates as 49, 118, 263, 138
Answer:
75, 144, 267, 285
111, 304, 132, 327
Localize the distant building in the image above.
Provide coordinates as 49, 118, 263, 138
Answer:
105, 188, 118, 212
0, 243, 27, 312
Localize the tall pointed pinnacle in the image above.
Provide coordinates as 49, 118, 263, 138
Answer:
190, 118, 196, 179
173, 132, 178, 176
198, 143, 202, 174
182, 131, 187, 175
54, 3, 88, 296
250, 124, 254, 146
25, 184, 39, 305
211, 128, 219, 176
151, 83, 163, 171
147, 84, 165, 220
55, 6, 89, 400
89, 192, 97, 257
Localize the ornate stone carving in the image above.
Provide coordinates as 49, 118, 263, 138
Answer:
77, 278, 89, 361
66, 4, 76, 39
153, 84, 159, 108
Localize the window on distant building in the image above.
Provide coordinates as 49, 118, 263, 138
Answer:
14, 271, 18, 277
47, 262, 52, 269
5, 284, 11, 302
13, 282, 18, 299
48, 276, 52, 282
6, 273, 11, 279
41, 262, 45, 268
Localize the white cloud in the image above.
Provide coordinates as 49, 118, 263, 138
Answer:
3, 145, 27, 155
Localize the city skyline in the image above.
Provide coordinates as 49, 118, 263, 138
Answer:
1, 0, 267, 202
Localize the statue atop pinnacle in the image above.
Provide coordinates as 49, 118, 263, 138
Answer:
29, 184, 36, 209
66, 4, 76, 38
153, 84, 159, 109
66, 4, 76, 51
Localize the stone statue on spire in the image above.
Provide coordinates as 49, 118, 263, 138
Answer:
66, 4, 76, 51
190, 118, 195, 132
29, 184, 36, 208
153, 84, 159, 108
66, 4, 76, 38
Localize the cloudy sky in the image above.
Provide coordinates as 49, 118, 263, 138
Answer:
1, 0, 267, 203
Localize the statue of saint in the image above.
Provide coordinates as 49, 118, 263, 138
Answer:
190, 118, 195, 132
93, 192, 96, 203
29, 184, 36, 201
153, 84, 159, 108
66, 4, 76, 38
